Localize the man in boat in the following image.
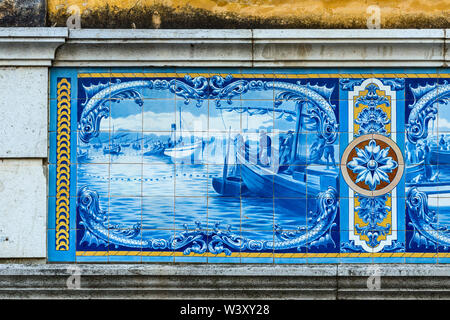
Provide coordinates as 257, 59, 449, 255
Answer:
167, 137, 174, 148
439, 134, 447, 150
309, 136, 325, 163
258, 129, 272, 166
323, 142, 336, 170
279, 130, 294, 171
406, 140, 417, 163
416, 140, 434, 181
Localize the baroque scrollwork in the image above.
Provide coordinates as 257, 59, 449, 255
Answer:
406, 82, 450, 144
78, 76, 210, 143
406, 187, 450, 250
354, 194, 392, 248
77, 186, 338, 253
210, 76, 339, 145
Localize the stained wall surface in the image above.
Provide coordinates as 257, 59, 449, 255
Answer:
48, 67, 450, 263
46, 0, 449, 28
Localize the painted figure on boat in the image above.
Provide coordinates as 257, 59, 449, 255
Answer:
310, 136, 336, 169
439, 134, 448, 150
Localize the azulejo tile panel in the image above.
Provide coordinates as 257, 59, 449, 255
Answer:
48, 68, 450, 263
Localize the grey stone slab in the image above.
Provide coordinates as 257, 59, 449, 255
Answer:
0, 160, 46, 258
0, 67, 48, 157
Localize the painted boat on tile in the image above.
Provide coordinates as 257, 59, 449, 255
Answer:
77, 150, 90, 162
164, 140, 203, 162
103, 144, 121, 155
143, 145, 165, 156
212, 176, 249, 197
430, 148, 450, 165
406, 164, 425, 182
236, 152, 338, 198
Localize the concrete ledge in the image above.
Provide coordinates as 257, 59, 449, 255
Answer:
0, 264, 448, 299
0, 27, 67, 66
57, 28, 449, 67
1, 28, 447, 67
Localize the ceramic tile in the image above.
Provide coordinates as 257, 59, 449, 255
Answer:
47, 68, 450, 263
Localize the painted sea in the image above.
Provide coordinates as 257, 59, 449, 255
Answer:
76, 136, 321, 243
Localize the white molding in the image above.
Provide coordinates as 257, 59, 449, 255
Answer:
0, 28, 68, 67
58, 28, 448, 67
0, 28, 448, 67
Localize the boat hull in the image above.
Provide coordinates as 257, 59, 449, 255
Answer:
103, 145, 121, 155
143, 148, 165, 156
212, 176, 249, 197
164, 141, 203, 162
237, 153, 338, 199
431, 148, 450, 165
406, 164, 425, 182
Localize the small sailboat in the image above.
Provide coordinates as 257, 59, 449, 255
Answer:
121, 138, 131, 148
77, 150, 90, 162
103, 143, 121, 155
132, 135, 143, 150
93, 138, 102, 149
163, 107, 205, 163
103, 128, 122, 155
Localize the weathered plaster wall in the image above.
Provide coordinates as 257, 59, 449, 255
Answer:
0, 67, 49, 258
45, 0, 449, 29
0, 0, 46, 27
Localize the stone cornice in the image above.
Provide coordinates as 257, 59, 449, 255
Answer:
0, 28, 67, 67
0, 264, 449, 299
0, 28, 448, 67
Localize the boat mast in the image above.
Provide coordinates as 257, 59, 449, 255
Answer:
290, 101, 303, 164
179, 105, 182, 143
112, 125, 115, 146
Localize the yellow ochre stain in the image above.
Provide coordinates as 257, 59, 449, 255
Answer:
48, 0, 449, 28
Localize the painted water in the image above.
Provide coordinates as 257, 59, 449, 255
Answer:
77, 137, 323, 243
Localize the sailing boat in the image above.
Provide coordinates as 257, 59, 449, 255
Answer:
163, 106, 204, 163
103, 128, 122, 155
93, 138, 102, 149
121, 137, 131, 148
132, 134, 143, 150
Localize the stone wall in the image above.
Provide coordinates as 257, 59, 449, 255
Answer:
0, 0, 448, 28
0, 21, 449, 297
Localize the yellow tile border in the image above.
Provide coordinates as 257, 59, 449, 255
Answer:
76, 251, 449, 258
77, 73, 447, 79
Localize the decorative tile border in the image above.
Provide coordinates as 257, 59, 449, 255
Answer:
55, 78, 71, 251
48, 68, 450, 263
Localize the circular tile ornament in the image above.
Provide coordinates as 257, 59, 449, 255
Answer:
341, 134, 404, 197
